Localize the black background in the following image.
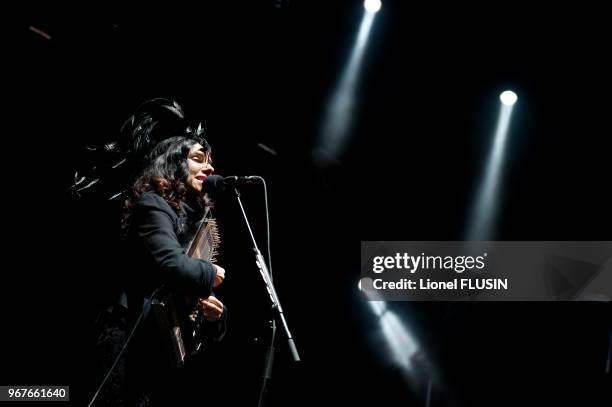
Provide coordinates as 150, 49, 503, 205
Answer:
6, 1, 612, 406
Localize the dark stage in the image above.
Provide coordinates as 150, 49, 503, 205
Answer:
7, 1, 612, 406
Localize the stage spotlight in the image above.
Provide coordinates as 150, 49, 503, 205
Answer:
364, 0, 382, 13
466, 92, 518, 240
500, 90, 518, 106
314, 3, 379, 165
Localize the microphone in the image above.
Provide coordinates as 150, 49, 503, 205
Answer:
203, 174, 258, 193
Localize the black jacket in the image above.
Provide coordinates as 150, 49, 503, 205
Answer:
120, 192, 226, 403
126, 191, 217, 300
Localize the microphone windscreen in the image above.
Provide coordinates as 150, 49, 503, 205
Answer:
202, 174, 226, 194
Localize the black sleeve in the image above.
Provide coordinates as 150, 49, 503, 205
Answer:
133, 192, 217, 297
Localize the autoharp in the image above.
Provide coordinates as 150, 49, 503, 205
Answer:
150, 214, 220, 368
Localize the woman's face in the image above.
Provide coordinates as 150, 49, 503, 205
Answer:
186, 143, 214, 193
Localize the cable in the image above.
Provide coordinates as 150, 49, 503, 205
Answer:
252, 176, 273, 279
87, 285, 164, 407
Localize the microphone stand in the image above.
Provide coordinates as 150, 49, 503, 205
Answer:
258, 318, 277, 407
230, 186, 301, 388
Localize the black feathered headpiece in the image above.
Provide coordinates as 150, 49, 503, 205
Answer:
70, 98, 208, 200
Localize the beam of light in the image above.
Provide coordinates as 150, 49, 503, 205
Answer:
313, 9, 378, 166
380, 311, 418, 369
360, 278, 418, 369
360, 278, 386, 317
368, 299, 387, 316
364, 0, 382, 13
359, 278, 444, 402
466, 91, 517, 240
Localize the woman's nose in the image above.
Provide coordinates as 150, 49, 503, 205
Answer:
203, 163, 214, 175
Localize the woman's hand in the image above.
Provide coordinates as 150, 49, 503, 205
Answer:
198, 295, 225, 322
212, 264, 225, 287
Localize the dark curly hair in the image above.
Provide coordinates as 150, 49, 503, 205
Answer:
121, 135, 212, 236
71, 97, 210, 202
